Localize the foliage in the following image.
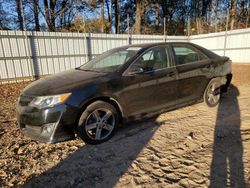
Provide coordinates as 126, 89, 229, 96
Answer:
0, 0, 249, 35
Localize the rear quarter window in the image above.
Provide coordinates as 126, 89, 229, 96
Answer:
173, 45, 208, 66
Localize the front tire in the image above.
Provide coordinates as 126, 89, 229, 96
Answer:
77, 101, 118, 144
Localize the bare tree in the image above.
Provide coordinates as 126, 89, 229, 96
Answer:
114, 0, 119, 34
43, 0, 51, 30
155, 0, 160, 25
99, 0, 105, 32
3, 0, 250, 34
213, 0, 218, 32
134, 0, 144, 34
247, 0, 250, 28
105, 0, 111, 22
230, 0, 238, 30
33, 0, 40, 31
42, 0, 73, 31
59, 0, 68, 29
15, 0, 24, 30
0, 2, 9, 29
49, 0, 56, 31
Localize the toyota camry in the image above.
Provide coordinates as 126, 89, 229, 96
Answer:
17, 42, 232, 144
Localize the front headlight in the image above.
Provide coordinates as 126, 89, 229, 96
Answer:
29, 93, 71, 109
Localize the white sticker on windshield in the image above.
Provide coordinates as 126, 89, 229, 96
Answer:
127, 47, 141, 51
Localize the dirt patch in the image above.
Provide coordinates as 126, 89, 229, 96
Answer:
0, 64, 250, 187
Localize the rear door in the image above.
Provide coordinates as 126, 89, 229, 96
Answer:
171, 44, 211, 104
121, 45, 178, 117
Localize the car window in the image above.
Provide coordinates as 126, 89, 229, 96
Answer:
79, 47, 139, 72
142, 50, 153, 61
173, 45, 208, 66
130, 46, 170, 72
93, 51, 127, 68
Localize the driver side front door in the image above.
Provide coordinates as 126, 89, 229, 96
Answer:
121, 45, 178, 118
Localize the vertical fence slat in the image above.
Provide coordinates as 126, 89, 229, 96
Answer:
7, 31, 17, 80
61, 33, 67, 71
15, 31, 24, 78
0, 32, 9, 80
48, 32, 56, 74
55, 34, 61, 72
24, 31, 34, 80
77, 32, 81, 66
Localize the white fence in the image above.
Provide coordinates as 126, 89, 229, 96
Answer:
190, 28, 250, 63
0, 28, 250, 83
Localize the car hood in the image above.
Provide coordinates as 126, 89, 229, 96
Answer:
22, 69, 108, 96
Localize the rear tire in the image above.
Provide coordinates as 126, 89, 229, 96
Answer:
204, 78, 222, 107
77, 101, 119, 144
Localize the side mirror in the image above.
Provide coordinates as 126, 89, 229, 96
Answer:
128, 66, 144, 75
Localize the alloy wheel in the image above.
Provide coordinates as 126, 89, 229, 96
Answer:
81, 108, 115, 140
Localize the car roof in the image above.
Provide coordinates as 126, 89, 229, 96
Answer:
121, 42, 221, 59
120, 42, 188, 49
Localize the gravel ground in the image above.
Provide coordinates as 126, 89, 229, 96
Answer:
0, 64, 250, 188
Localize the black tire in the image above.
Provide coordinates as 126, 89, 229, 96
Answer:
77, 101, 119, 144
204, 78, 222, 107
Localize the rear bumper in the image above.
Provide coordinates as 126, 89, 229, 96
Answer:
17, 104, 76, 143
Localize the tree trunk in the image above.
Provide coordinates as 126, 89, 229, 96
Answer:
196, 17, 204, 34
33, 0, 40, 31
100, 0, 105, 33
43, 0, 51, 30
43, 0, 56, 31
15, 0, 24, 31
214, 0, 218, 32
196, 18, 199, 34
114, 0, 119, 34
230, 0, 238, 30
201, 0, 207, 18
134, 0, 144, 34
105, 0, 111, 22
105, 0, 111, 33
67, 8, 72, 29
159, 0, 169, 33
49, 0, 56, 31
207, 1, 212, 33
247, 0, 250, 28
155, 0, 160, 26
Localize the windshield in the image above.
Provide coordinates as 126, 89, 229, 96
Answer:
79, 47, 141, 73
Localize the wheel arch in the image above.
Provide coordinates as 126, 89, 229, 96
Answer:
204, 75, 229, 95
75, 96, 124, 129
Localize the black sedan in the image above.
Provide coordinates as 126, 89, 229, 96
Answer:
17, 42, 232, 144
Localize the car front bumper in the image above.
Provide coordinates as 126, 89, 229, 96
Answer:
17, 104, 76, 143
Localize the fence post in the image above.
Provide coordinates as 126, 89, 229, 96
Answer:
127, 14, 131, 45
187, 17, 191, 42
24, 31, 39, 80
85, 33, 92, 61
224, 9, 229, 56
163, 17, 166, 42
29, 32, 40, 79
